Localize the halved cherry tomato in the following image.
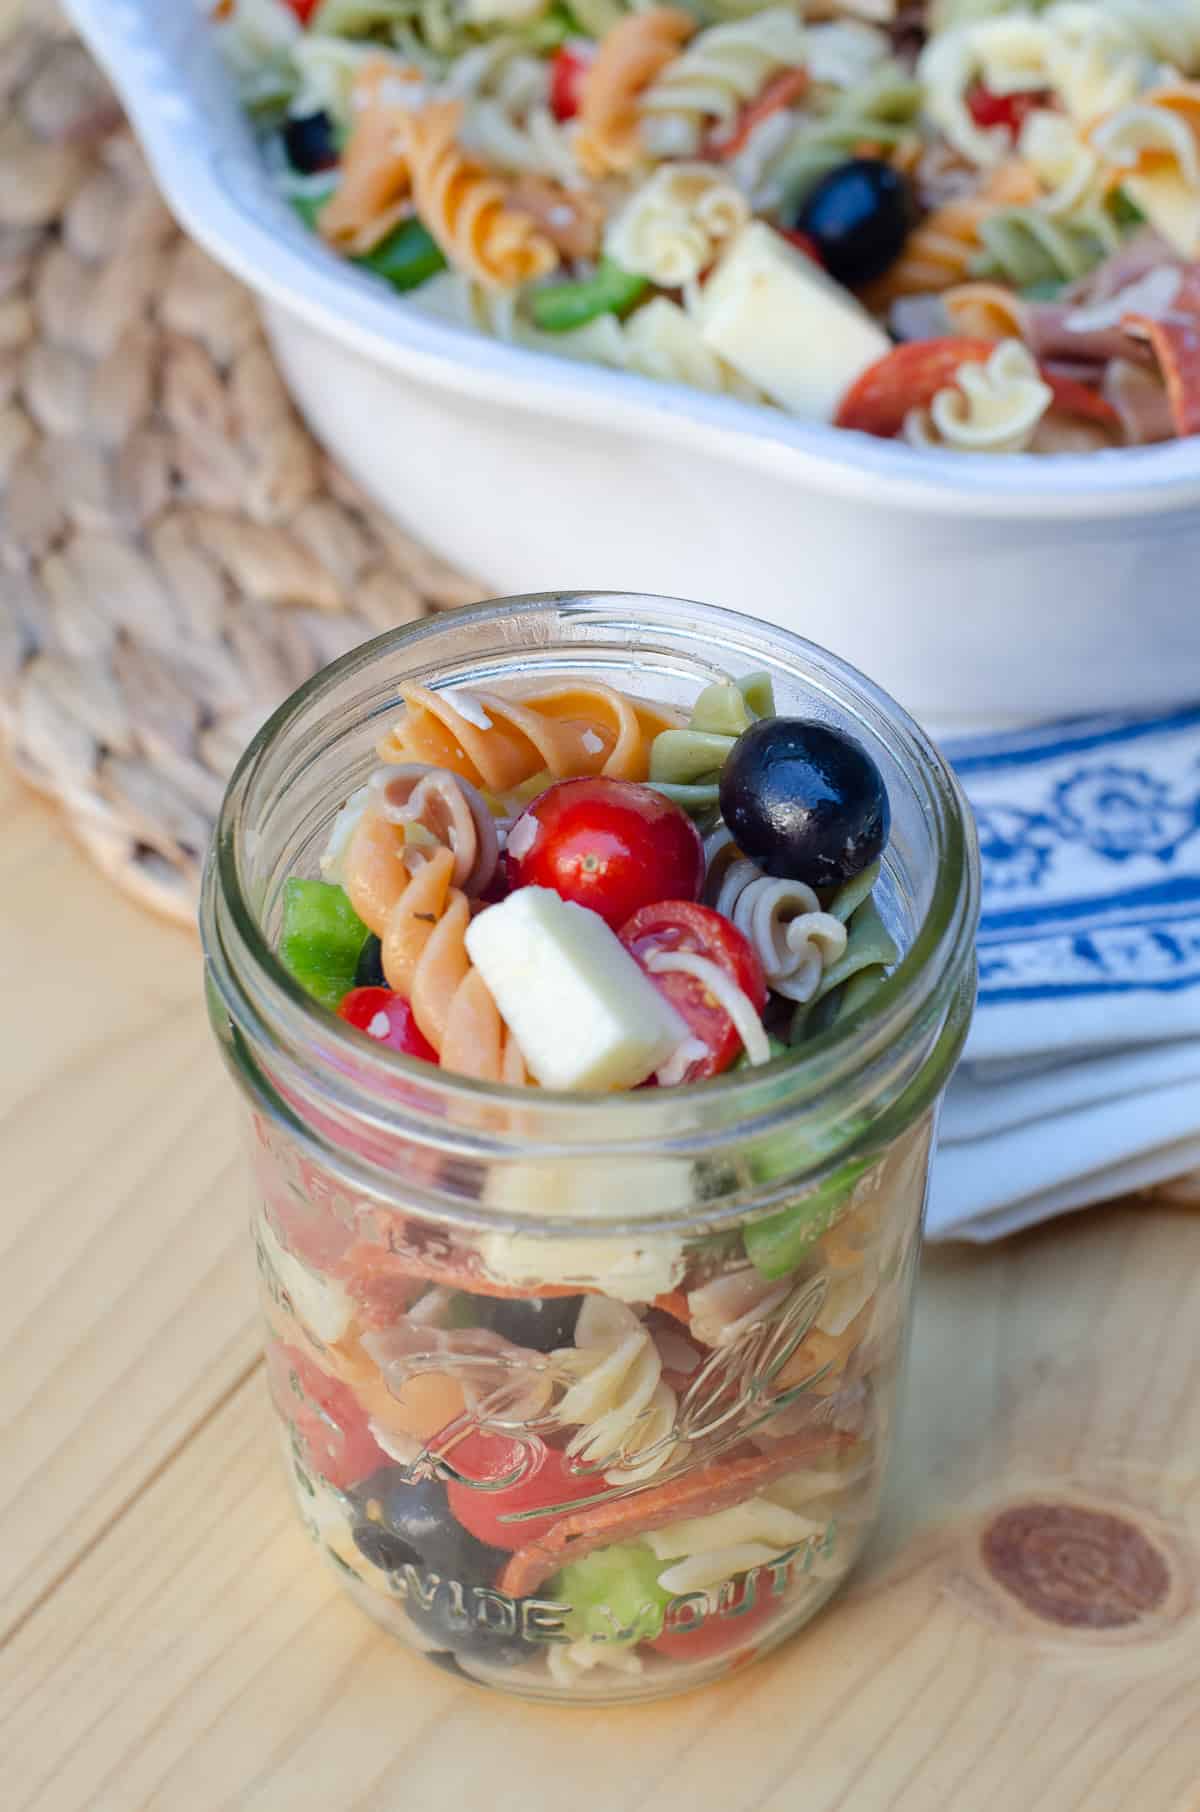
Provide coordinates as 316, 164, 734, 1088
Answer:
966, 82, 1054, 138
338, 986, 438, 1062
505, 777, 704, 930
445, 1432, 597, 1551
834, 338, 999, 437
265, 1341, 389, 1489
649, 1583, 778, 1661
619, 900, 767, 1082
549, 43, 593, 122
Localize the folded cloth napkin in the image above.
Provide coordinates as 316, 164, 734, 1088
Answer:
926, 706, 1200, 1241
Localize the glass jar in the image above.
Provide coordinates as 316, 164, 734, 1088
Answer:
200, 593, 979, 1704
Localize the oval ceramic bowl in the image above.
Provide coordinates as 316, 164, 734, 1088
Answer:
70, 0, 1200, 726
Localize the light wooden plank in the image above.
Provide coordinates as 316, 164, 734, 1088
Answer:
4, 1200, 1198, 1812
0, 775, 258, 1636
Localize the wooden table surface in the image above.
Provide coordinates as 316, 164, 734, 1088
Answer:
2, 763, 1199, 1812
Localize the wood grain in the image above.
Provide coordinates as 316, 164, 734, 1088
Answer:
0, 771, 258, 1637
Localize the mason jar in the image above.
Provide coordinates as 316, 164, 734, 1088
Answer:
200, 593, 979, 1704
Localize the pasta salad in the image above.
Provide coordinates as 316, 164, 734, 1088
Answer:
218, 0, 1200, 455
262, 669, 926, 1695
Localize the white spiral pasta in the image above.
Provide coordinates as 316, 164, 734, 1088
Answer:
623, 296, 763, 399
919, 3, 1160, 167
551, 1297, 677, 1485
711, 858, 848, 1005
641, 7, 809, 158
804, 18, 892, 90
443, 45, 584, 187
218, 0, 303, 106
646, 1494, 829, 1592
1017, 106, 1106, 217
291, 35, 417, 125
605, 162, 750, 286
904, 338, 1053, 453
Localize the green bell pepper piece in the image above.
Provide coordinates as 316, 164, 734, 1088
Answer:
357, 218, 447, 292
279, 878, 370, 1010
531, 258, 648, 333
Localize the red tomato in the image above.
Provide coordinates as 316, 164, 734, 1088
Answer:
778, 228, 823, 265
283, 0, 320, 20
505, 778, 704, 930
338, 986, 438, 1062
549, 43, 592, 121
445, 1432, 597, 1551
649, 1584, 777, 1661
265, 1341, 388, 1489
966, 83, 1053, 138
620, 901, 767, 1082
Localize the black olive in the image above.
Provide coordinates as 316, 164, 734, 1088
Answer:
282, 110, 339, 176
794, 158, 914, 287
718, 718, 889, 889
468, 1294, 582, 1353
354, 933, 385, 988
350, 1471, 507, 1585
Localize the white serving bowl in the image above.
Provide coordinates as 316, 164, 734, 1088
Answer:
71, 0, 1200, 727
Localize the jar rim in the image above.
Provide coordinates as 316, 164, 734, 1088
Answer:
202, 594, 979, 1197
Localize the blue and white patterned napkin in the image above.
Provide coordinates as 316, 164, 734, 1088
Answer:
927, 707, 1200, 1241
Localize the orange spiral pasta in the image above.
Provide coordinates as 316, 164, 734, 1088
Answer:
378, 682, 683, 792
400, 100, 558, 288
317, 57, 423, 255
574, 8, 696, 181
862, 162, 1040, 308
343, 829, 527, 1083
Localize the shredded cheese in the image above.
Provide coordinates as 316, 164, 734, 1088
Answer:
444, 687, 494, 730
646, 950, 771, 1066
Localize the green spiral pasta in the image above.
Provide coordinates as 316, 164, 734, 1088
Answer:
766, 66, 922, 209
929, 0, 1055, 27
648, 671, 774, 813
790, 865, 898, 1040
969, 203, 1121, 288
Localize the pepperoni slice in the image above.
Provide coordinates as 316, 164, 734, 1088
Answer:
1041, 370, 1121, 429
1124, 311, 1200, 437
496, 1428, 854, 1597
834, 339, 999, 437
335, 1236, 589, 1324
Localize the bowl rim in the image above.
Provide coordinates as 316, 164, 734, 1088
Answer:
68, 0, 1200, 520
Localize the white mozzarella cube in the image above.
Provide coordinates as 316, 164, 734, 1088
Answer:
693, 222, 890, 419
463, 886, 688, 1091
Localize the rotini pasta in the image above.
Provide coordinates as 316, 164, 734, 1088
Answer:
342, 826, 528, 1080
551, 1297, 678, 1484
379, 680, 681, 791
648, 672, 775, 812
647, 1492, 829, 1591
641, 7, 810, 159
709, 858, 849, 1003
971, 201, 1119, 284
622, 295, 764, 397
317, 56, 425, 253
574, 8, 696, 178
862, 159, 1039, 304
605, 161, 750, 285
1091, 81, 1200, 257
739, 61, 921, 210
399, 99, 560, 286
